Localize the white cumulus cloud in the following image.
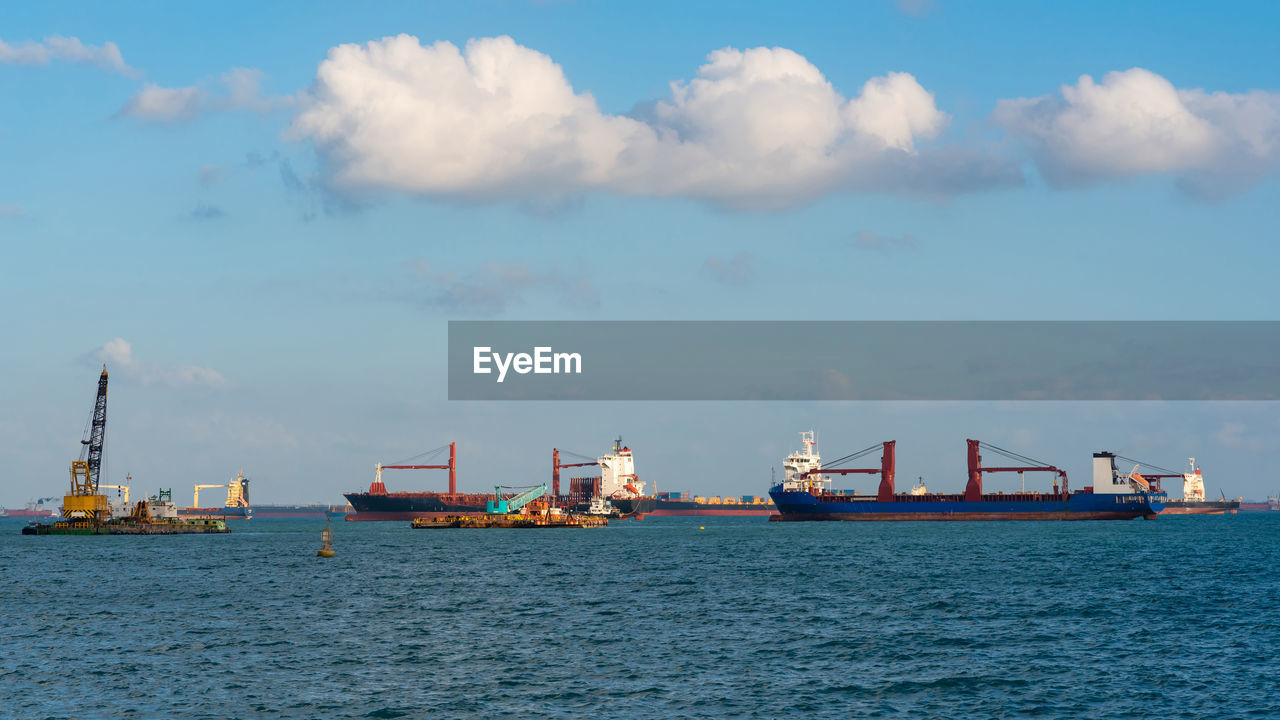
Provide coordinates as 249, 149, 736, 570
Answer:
289, 35, 1013, 207
92, 338, 227, 388
0, 35, 133, 75
993, 67, 1280, 196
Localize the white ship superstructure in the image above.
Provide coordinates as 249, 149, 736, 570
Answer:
599, 437, 643, 500
780, 431, 827, 492
147, 490, 180, 520
1182, 458, 1206, 501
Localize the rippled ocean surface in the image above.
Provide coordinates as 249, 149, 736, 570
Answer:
3, 514, 1278, 719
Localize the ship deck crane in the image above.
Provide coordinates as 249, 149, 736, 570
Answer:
552, 448, 599, 500
193, 484, 225, 508
487, 484, 548, 514
64, 367, 111, 523
100, 475, 132, 515
803, 441, 896, 501
368, 442, 457, 495
967, 439, 1068, 500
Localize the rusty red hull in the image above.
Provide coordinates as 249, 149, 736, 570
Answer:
1159, 501, 1239, 515
650, 507, 777, 517
342, 491, 490, 521
346, 510, 488, 522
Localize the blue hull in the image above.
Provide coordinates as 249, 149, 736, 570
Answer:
769, 487, 1166, 521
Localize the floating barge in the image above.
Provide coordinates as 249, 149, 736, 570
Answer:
23, 488, 229, 535
412, 486, 606, 529
25, 368, 231, 537
411, 513, 607, 529
22, 517, 228, 535
770, 433, 1166, 522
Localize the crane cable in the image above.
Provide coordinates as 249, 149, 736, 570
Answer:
980, 441, 1059, 471
386, 444, 450, 467
559, 449, 598, 464
1114, 455, 1183, 476
821, 443, 885, 470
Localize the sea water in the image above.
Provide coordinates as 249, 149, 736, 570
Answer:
2, 514, 1277, 719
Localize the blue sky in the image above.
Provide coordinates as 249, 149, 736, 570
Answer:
2, 1, 1278, 505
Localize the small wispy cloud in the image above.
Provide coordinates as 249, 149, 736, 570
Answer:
0, 35, 134, 76
408, 260, 599, 315
895, 0, 938, 17
118, 67, 292, 123
852, 229, 919, 252
188, 203, 225, 220
91, 338, 228, 388
1214, 421, 1268, 451
700, 252, 755, 286
199, 165, 228, 186
0, 203, 25, 219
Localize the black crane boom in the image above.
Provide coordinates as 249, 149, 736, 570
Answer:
85, 367, 108, 491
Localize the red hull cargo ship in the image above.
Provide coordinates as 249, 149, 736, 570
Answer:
344, 443, 492, 521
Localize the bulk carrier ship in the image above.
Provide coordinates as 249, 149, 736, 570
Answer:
1157, 459, 1239, 514
343, 443, 492, 521
555, 439, 654, 517
769, 432, 1165, 521
347, 438, 654, 521
179, 471, 253, 520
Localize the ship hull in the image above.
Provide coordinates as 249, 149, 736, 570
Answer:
178, 506, 253, 520
2, 510, 59, 519
1159, 499, 1240, 515
769, 488, 1165, 521
650, 501, 776, 517
343, 492, 489, 521
607, 496, 656, 517
253, 505, 328, 518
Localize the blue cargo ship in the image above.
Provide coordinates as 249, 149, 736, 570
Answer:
769, 435, 1166, 521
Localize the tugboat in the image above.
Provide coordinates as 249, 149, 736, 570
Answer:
583, 495, 618, 518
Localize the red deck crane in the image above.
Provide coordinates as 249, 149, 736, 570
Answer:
552, 448, 599, 500
966, 439, 1068, 501
371, 442, 456, 495
804, 441, 896, 501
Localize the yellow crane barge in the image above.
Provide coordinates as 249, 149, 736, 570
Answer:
22, 368, 229, 536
